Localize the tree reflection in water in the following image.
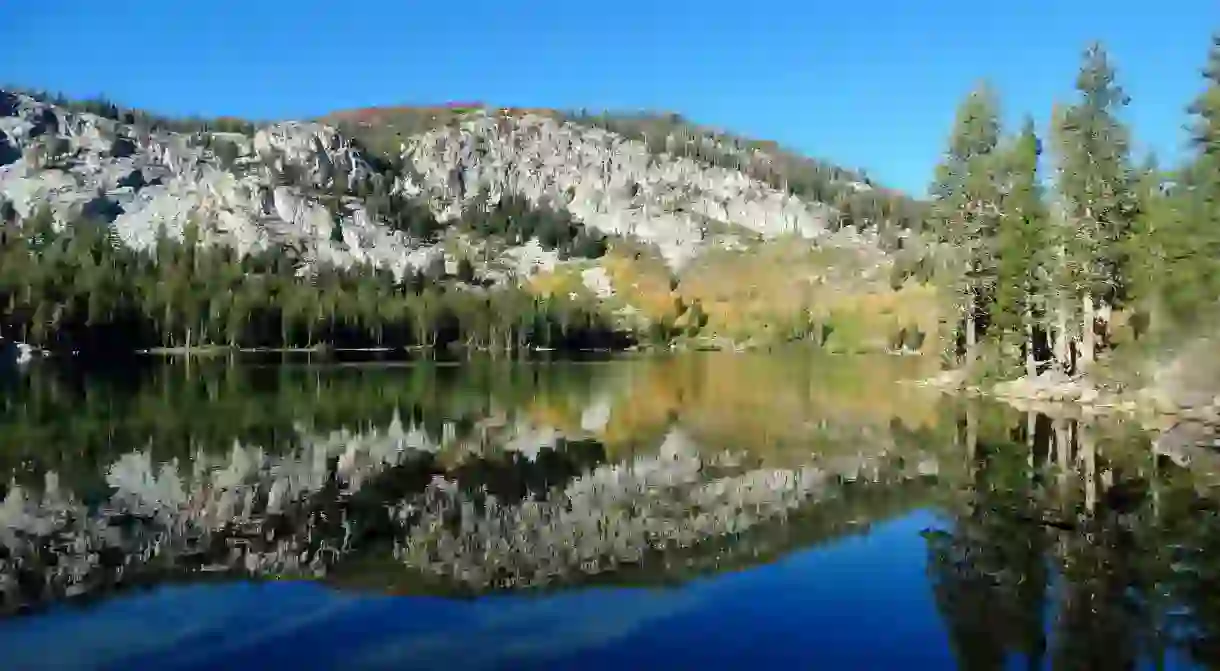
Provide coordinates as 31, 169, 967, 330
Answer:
925, 402, 1220, 670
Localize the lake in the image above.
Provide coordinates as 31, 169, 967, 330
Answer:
0, 352, 1217, 670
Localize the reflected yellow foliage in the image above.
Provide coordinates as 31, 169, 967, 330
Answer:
524, 401, 585, 436
508, 353, 949, 464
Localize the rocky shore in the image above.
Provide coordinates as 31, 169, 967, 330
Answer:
921, 367, 1217, 419
917, 361, 1220, 469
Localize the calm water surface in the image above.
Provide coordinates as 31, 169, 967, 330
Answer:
0, 353, 1218, 670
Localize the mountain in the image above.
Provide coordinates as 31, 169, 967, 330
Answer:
0, 89, 941, 354
323, 104, 928, 250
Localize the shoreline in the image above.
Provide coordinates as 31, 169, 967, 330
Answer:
911, 369, 1220, 471
25, 337, 921, 361
914, 368, 1220, 434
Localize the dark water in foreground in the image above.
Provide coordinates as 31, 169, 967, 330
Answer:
1, 353, 1219, 670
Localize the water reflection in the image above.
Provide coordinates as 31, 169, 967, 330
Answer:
927, 405, 1220, 670
0, 354, 1219, 669
0, 354, 949, 608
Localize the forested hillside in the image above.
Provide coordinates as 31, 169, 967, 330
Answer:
0, 80, 930, 356
4, 32, 1218, 372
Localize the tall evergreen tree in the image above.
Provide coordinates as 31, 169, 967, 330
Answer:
929, 82, 1003, 364
1189, 33, 1220, 160
1052, 42, 1138, 368
1124, 154, 1173, 335
1164, 33, 1220, 324
995, 117, 1050, 377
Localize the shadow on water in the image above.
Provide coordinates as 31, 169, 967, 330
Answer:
2, 353, 1220, 668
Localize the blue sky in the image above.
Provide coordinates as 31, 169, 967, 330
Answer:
2, 0, 1217, 195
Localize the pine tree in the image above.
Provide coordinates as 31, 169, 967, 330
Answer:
1189, 33, 1220, 160
995, 117, 1050, 377
1166, 33, 1220, 323
1052, 42, 1138, 368
929, 82, 1003, 364
1124, 155, 1172, 335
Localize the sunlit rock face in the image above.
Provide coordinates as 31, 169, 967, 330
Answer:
0, 90, 852, 285
398, 113, 837, 269
0, 91, 437, 281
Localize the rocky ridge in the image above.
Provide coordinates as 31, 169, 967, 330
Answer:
393, 111, 842, 267
0, 91, 442, 281
0, 90, 861, 287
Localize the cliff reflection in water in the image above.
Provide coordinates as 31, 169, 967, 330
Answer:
2, 354, 1220, 668
0, 354, 947, 608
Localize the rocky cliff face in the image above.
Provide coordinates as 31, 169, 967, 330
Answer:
0, 90, 853, 281
0, 91, 438, 279
395, 111, 839, 267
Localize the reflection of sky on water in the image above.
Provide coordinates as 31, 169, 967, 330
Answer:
1, 508, 1195, 671
1, 511, 953, 671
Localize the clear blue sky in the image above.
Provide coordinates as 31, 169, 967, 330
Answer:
2, 0, 1217, 195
